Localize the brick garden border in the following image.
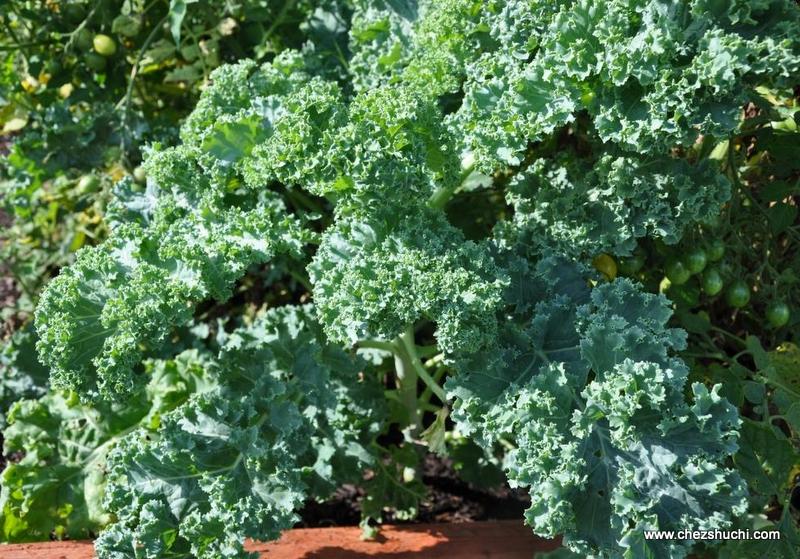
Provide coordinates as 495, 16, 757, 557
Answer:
0, 521, 561, 558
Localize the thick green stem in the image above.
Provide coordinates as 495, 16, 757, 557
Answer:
262, 0, 297, 47
357, 340, 396, 353
367, 327, 447, 434
427, 166, 476, 210
416, 344, 439, 358
420, 359, 447, 405
392, 336, 420, 433
286, 268, 313, 293
428, 183, 460, 210
400, 327, 446, 403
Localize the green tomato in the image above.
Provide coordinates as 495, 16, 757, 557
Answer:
64, 4, 87, 24
133, 166, 147, 184
617, 252, 645, 276
707, 238, 725, 262
75, 28, 94, 51
77, 174, 100, 194
45, 59, 63, 76
702, 268, 724, 296
651, 239, 671, 258
725, 280, 750, 308
685, 248, 707, 275
665, 259, 691, 285
84, 52, 107, 71
93, 34, 117, 57
766, 302, 790, 328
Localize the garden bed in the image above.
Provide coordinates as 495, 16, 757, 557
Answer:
0, 521, 561, 559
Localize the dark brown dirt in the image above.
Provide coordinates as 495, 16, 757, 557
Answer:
298, 453, 530, 528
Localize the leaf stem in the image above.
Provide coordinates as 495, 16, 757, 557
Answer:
392, 334, 419, 432
399, 326, 446, 403
357, 340, 396, 353
427, 165, 476, 210
755, 374, 800, 400
709, 325, 746, 346
419, 361, 447, 405
372, 327, 448, 433
117, 14, 169, 158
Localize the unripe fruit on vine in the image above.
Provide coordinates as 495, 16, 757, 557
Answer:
85, 52, 107, 71
77, 174, 100, 194
64, 4, 87, 24
133, 166, 146, 184
75, 28, 93, 51
617, 252, 645, 276
766, 302, 790, 328
702, 268, 723, 296
707, 238, 725, 262
725, 280, 750, 308
665, 259, 690, 285
93, 34, 117, 56
685, 248, 707, 275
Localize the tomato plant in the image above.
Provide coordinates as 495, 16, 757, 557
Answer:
0, 0, 344, 316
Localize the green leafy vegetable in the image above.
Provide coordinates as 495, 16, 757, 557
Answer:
11, 1, 800, 558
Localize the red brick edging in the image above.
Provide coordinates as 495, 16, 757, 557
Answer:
0, 521, 561, 558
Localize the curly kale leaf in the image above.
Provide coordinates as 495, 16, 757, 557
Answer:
96, 305, 385, 559
0, 325, 48, 429
26, 2, 800, 555
242, 80, 460, 206
0, 350, 212, 542
447, 258, 747, 558
448, 0, 800, 170
36, 143, 309, 400
501, 154, 730, 256
310, 207, 506, 353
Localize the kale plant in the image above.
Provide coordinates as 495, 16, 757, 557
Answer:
18, 0, 800, 557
